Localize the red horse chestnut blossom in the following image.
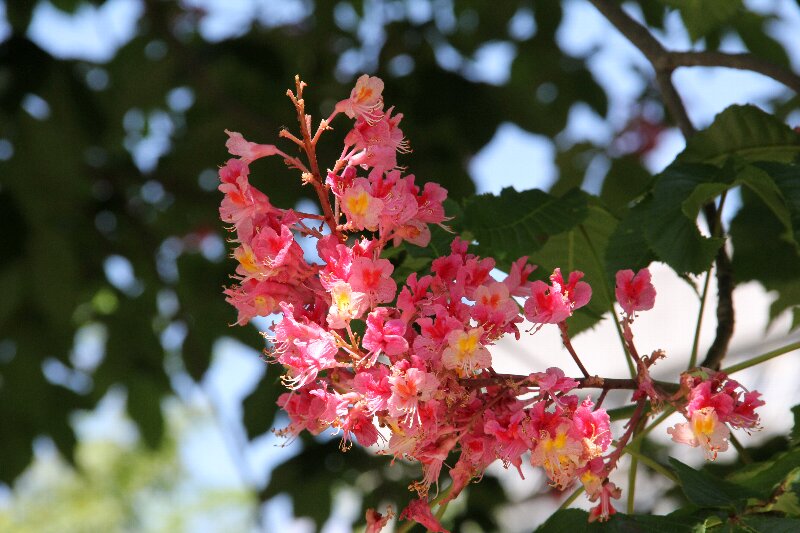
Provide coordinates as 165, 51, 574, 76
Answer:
615, 268, 657, 316
668, 369, 764, 459
216, 75, 764, 530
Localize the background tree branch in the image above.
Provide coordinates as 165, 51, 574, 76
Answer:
587, 0, 746, 368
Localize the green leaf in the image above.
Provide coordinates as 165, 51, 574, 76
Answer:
669, 457, 753, 508
681, 183, 731, 221
529, 201, 618, 334
606, 197, 657, 275
28, 228, 81, 342
730, 187, 800, 284
677, 105, 800, 167
644, 164, 725, 274
600, 155, 653, 215
734, 12, 792, 69
771, 473, 800, 516
729, 186, 800, 328
462, 187, 589, 269
660, 0, 742, 42
536, 508, 705, 532
792, 404, 800, 447
242, 369, 284, 440
260, 440, 392, 526
535, 509, 590, 533
127, 376, 165, 449
0, 263, 23, 328
737, 164, 793, 232
768, 283, 800, 329
752, 162, 800, 248
740, 516, 800, 532
727, 448, 800, 499
551, 143, 599, 198
49, 0, 85, 13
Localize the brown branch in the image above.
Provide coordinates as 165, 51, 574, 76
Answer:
587, 0, 737, 368
287, 76, 342, 240
700, 237, 735, 370
604, 399, 648, 475
559, 322, 591, 378
664, 51, 800, 94
462, 373, 679, 395
587, 0, 800, 95
587, 0, 695, 137
654, 69, 696, 138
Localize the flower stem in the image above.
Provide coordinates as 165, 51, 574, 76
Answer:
559, 322, 591, 378
627, 450, 638, 513
623, 447, 678, 483
629, 407, 675, 447
729, 433, 753, 464
721, 341, 800, 375
689, 268, 712, 369
559, 486, 585, 510
578, 225, 636, 378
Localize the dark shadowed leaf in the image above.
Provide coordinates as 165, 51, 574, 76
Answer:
536, 508, 704, 532
600, 155, 653, 215
730, 187, 800, 328
752, 161, 800, 248
242, 368, 284, 440
740, 516, 800, 532
643, 164, 725, 274
734, 12, 792, 69
660, 0, 742, 42
606, 197, 657, 276
669, 457, 753, 508
127, 375, 165, 449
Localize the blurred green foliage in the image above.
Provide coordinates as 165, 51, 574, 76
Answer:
0, 397, 257, 532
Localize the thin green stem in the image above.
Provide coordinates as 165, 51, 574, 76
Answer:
689, 268, 712, 369
435, 500, 450, 521
628, 408, 675, 449
721, 341, 800, 375
729, 433, 753, 464
627, 450, 638, 513
624, 447, 678, 483
578, 225, 636, 378
396, 518, 415, 533
430, 482, 454, 507
559, 485, 585, 510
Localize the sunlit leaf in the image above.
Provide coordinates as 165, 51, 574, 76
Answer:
529, 201, 618, 334
462, 187, 589, 269
677, 105, 800, 166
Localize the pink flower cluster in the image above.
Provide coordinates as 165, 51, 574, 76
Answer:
217, 75, 764, 530
668, 370, 764, 460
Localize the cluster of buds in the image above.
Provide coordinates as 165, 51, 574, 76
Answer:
217, 75, 763, 530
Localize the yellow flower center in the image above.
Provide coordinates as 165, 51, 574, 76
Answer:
346, 190, 370, 217
456, 332, 479, 357
235, 246, 259, 274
